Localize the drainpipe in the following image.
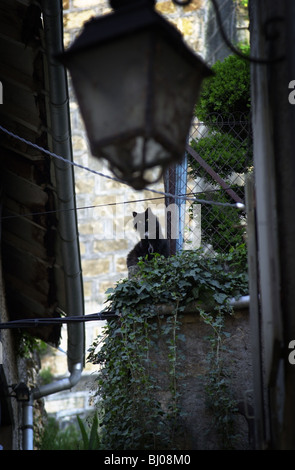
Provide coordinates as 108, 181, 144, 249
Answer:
22, 396, 34, 452
175, 155, 188, 253
22, 0, 85, 450
230, 295, 250, 310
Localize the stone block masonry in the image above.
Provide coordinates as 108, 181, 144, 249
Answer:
65, 0, 209, 315
147, 306, 253, 449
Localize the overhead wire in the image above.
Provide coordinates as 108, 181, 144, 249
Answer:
1, 196, 166, 221
0, 311, 118, 329
1, 189, 244, 221
0, 125, 245, 214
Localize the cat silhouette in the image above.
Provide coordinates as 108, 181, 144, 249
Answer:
127, 208, 169, 268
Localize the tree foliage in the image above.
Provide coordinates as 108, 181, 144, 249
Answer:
188, 46, 252, 253
196, 45, 251, 122
189, 131, 250, 183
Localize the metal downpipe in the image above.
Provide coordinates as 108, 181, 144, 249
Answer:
22, 0, 84, 450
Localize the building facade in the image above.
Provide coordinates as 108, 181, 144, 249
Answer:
42, 0, 249, 429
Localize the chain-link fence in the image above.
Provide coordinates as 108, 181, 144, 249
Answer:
165, 113, 252, 256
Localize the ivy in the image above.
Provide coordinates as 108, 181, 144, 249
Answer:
87, 249, 249, 450
200, 310, 240, 449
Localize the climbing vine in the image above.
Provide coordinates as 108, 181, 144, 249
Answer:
200, 309, 241, 448
87, 249, 248, 450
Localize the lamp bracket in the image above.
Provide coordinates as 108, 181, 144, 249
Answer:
8, 382, 30, 402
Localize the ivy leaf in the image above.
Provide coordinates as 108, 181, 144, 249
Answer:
213, 292, 228, 305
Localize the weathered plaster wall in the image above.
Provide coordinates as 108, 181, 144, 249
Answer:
0, 257, 45, 450
0, 258, 20, 449
150, 307, 253, 449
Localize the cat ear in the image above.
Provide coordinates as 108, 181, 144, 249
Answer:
133, 211, 137, 217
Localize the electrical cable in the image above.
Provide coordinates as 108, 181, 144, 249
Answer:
1, 196, 166, 220
0, 124, 245, 211
0, 250, 249, 330
0, 311, 118, 329
172, 0, 285, 64
210, 0, 285, 64
1, 189, 244, 221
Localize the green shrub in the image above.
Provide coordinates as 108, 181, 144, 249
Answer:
40, 417, 81, 450
196, 45, 251, 123
40, 414, 101, 450
188, 46, 251, 255
39, 367, 54, 385
87, 249, 248, 450
189, 187, 246, 253
189, 131, 250, 183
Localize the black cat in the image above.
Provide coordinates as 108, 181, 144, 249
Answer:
127, 208, 170, 268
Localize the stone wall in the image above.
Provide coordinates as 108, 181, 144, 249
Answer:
150, 307, 253, 450
63, 0, 209, 316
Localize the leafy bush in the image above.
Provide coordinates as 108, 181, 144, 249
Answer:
87, 249, 248, 450
189, 131, 250, 183
189, 188, 246, 253
40, 417, 81, 450
40, 414, 100, 450
39, 366, 54, 385
196, 45, 251, 123
188, 46, 251, 255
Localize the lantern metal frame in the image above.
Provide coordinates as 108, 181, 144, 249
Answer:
59, 0, 213, 189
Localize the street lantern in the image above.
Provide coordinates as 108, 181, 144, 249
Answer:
59, 0, 212, 190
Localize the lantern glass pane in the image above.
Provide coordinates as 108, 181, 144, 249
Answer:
101, 135, 170, 173
153, 39, 205, 152
68, 32, 151, 155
